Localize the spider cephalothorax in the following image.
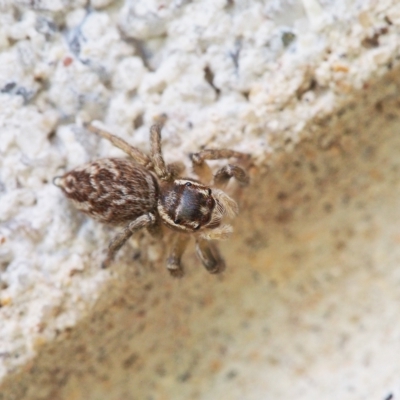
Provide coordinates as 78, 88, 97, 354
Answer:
157, 178, 238, 235
54, 123, 249, 277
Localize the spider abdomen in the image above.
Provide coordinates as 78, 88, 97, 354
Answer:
55, 158, 158, 225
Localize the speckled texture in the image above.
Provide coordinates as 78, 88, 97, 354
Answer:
1, 0, 400, 399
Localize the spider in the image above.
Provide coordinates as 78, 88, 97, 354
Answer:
54, 123, 249, 277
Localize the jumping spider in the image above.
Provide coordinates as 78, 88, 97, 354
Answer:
54, 123, 249, 277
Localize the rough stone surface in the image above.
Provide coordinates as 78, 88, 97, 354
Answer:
1, 0, 400, 399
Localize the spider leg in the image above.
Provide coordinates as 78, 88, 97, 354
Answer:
195, 238, 225, 274
191, 156, 213, 184
192, 149, 247, 163
102, 213, 155, 268
86, 123, 153, 169
166, 161, 186, 179
166, 234, 190, 278
191, 149, 249, 185
146, 218, 163, 239
150, 124, 173, 181
214, 164, 249, 188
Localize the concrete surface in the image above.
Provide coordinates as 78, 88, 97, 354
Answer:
1, 0, 400, 399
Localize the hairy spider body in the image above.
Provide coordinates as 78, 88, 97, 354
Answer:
55, 159, 158, 225
54, 123, 249, 277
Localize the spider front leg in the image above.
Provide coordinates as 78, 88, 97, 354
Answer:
86, 123, 153, 169
191, 149, 250, 187
150, 124, 173, 182
166, 234, 190, 278
214, 164, 249, 187
150, 125, 186, 181
195, 238, 225, 274
103, 213, 155, 268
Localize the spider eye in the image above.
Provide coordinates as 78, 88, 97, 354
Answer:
207, 188, 212, 195
174, 218, 181, 224
194, 224, 200, 230
185, 182, 192, 187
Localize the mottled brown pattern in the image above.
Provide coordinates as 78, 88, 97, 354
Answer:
59, 159, 157, 225
55, 123, 249, 276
